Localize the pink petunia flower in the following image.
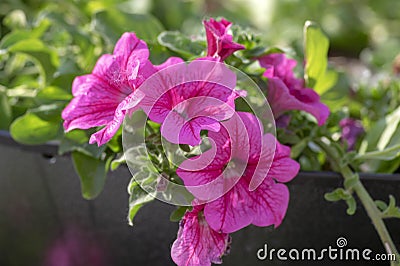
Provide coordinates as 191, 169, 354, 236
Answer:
203, 18, 245, 61
258, 53, 330, 126
62, 33, 182, 146
171, 204, 230, 266
139, 59, 246, 146
177, 112, 300, 233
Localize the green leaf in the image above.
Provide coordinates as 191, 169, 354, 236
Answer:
346, 197, 357, 215
36, 86, 72, 101
290, 138, 309, 158
324, 188, 352, 202
0, 31, 34, 50
343, 174, 359, 190
29, 103, 63, 122
375, 200, 388, 212
6, 85, 36, 98
316, 69, 338, 95
0, 90, 12, 130
304, 21, 338, 94
71, 151, 110, 200
59, 130, 106, 158
10, 112, 61, 145
93, 11, 164, 45
359, 106, 400, 172
380, 195, 400, 219
325, 187, 356, 215
170, 206, 190, 222
377, 106, 400, 150
7, 39, 59, 82
107, 127, 122, 153
158, 31, 206, 59
355, 143, 400, 161
241, 46, 284, 58
127, 178, 155, 226
111, 154, 125, 171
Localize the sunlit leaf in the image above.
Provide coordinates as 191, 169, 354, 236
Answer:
304, 21, 338, 94
10, 112, 61, 145
93, 10, 164, 45
377, 106, 400, 150
128, 177, 155, 225
158, 31, 205, 59
356, 144, 400, 161
7, 39, 60, 82
36, 86, 72, 101
110, 154, 125, 171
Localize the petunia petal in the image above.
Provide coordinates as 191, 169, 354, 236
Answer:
140, 60, 242, 145
154, 57, 185, 71
63, 72, 124, 131
89, 89, 145, 146
204, 180, 253, 233
267, 78, 329, 125
171, 205, 230, 266
204, 178, 290, 233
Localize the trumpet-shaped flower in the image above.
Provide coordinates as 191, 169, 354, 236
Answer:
259, 53, 329, 126
62, 32, 154, 145
177, 112, 299, 233
203, 18, 245, 61
139, 59, 246, 146
171, 205, 230, 266
62, 33, 182, 146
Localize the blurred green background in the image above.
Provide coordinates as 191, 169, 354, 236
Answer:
2, 0, 400, 66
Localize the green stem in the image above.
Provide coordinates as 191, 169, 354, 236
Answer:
315, 139, 400, 266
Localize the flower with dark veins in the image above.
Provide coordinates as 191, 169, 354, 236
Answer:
177, 112, 300, 233
171, 204, 231, 266
203, 18, 245, 61
259, 53, 330, 126
62, 33, 182, 146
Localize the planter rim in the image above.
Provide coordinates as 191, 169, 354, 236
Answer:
0, 129, 59, 155
1, 130, 399, 181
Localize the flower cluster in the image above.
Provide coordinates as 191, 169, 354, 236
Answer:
62, 18, 329, 266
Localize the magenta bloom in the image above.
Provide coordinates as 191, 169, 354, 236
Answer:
203, 18, 245, 61
340, 118, 364, 150
139, 59, 245, 146
177, 112, 300, 233
259, 53, 329, 126
62, 32, 154, 146
171, 205, 230, 266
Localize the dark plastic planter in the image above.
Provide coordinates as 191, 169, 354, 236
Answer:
0, 131, 399, 266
